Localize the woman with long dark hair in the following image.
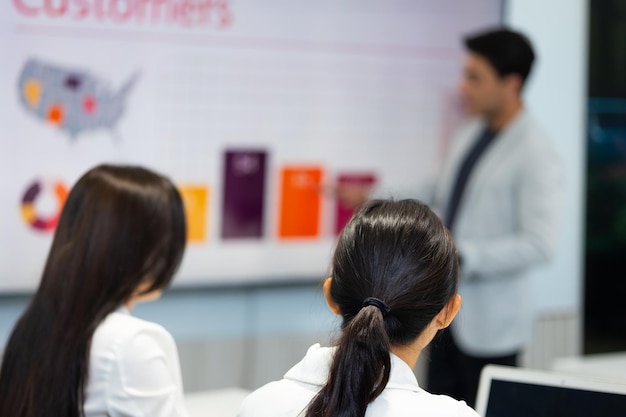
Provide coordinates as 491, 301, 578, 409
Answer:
0, 164, 188, 417
238, 199, 479, 417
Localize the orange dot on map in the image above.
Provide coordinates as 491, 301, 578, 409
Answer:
47, 104, 64, 125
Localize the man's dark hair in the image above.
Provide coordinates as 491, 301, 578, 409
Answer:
465, 27, 536, 85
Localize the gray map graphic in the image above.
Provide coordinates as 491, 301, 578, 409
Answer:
18, 58, 139, 138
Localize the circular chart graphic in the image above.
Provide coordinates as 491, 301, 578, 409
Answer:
20, 180, 68, 232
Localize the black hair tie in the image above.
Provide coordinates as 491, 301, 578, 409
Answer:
362, 297, 391, 317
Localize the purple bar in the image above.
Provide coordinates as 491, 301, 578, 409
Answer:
221, 150, 267, 239
335, 173, 377, 235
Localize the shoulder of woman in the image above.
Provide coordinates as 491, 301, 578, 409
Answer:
109, 316, 182, 394
427, 393, 480, 416
238, 380, 312, 417
386, 391, 479, 417
87, 312, 185, 413
119, 316, 177, 358
93, 312, 177, 364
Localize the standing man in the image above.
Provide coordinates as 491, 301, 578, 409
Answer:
425, 27, 564, 406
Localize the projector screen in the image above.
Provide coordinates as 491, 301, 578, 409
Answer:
0, 0, 501, 291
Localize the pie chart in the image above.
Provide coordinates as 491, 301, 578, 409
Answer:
21, 180, 68, 231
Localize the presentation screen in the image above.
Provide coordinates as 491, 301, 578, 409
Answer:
0, 0, 501, 291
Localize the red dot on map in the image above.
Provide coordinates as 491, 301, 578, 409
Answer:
83, 95, 97, 114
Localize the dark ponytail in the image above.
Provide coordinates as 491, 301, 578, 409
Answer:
308, 306, 390, 417
306, 199, 459, 417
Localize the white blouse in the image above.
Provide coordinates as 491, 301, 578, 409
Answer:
84, 307, 189, 417
238, 343, 480, 417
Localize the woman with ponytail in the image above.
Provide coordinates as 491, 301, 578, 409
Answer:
0, 164, 188, 417
238, 199, 479, 417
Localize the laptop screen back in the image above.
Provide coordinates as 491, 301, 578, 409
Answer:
476, 365, 626, 417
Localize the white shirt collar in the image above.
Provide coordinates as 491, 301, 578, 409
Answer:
284, 343, 422, 393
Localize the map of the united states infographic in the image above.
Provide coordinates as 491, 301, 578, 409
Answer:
18, 59, 139, 138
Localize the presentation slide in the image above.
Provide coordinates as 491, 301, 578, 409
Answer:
0, 0, 501, 291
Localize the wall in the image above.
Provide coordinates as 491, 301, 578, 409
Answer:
505, 0, 588, 316
0, 283, 338, 390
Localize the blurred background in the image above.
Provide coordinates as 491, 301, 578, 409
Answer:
1, 0, 624, 395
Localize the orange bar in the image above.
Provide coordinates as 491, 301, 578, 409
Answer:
278, 166, 323, 238
178, 185, 209, 243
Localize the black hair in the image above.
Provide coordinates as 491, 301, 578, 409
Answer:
0, 164, 186, 417
465, 27, 536, 85
306, 199, 459, 417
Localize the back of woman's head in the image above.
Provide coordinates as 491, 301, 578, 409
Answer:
307, 199, 459, 417
45, 164, 186, 311
0, 164, 186, 417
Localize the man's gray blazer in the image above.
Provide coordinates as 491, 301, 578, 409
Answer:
431, 109, 564, 356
